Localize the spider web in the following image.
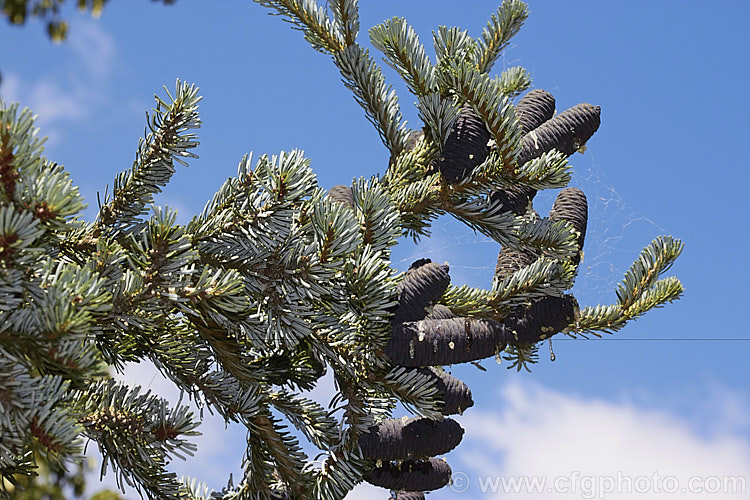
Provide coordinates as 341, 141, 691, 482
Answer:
390, 151, 668, 308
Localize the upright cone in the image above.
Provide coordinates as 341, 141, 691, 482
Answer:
394, 260, 451, 324
516, 89, 556, 133
431, 106, 491, 181
550, 187, 588, 266
366, 457, 452, 491
359, 416, 464, 460
519, 103, 601, 165
502, 294, 578, 343
328, 184, 355, 209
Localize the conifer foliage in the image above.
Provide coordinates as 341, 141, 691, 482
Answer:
0, 0, 684, 499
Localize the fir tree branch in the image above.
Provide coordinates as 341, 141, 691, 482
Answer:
475, 0, 529, 74
255, 0, 410, 154
496, 66, 531, 97
310, 448, 367, 500
241, 425, 277, 497
438, 258, 569, 323
329, 0, 359, 46
511, 149, 572, 189
575, 277, 684, 336
0, 360, 83, 477
616, 235, 684, 310
76, 379, 200, 499
350, 178, 401, 254
269, 391, 339, 450
118, 207, 198, 314
575, 236, 684, 338
253, 0, 345, 53
369, 17, 437, 97
380, 366, 442, 419
416, 93, 459, 149
383, 130, 436, 193
26, 379, 85, 465
626, 277, 684, 320
433, 26, 478, 71
447, 196, 519, 248
491, 257, 567, 309
451, 153, 506, 193
149, 338, 266, 425
502, 342, 539, 372
173, 267, 250, 325
440, 284, 495, 318
334, 44, 409, 153
310, 197, 361, 268
192, 150, 317, 240
190, 318, 272, 384
517, 217, 579, 260
0, 103, 47, 206
304, 375, 372, 498
93, 81, 200, 238
0, 205, 44, 266
248, 412, 310, 496
323, 246, 396, 375
440, 60, 522, 170
388, 174, 443, 240
21, 162, 86, 232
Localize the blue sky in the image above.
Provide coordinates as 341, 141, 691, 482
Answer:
2, 1, 750, 498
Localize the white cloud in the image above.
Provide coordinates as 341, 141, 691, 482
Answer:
69, 21, 116, 82
1, 20, 117, 144
704, 383, 750, 436
348, 482, 392, 499
451, 381, 750, 499
28, 79, 87, 123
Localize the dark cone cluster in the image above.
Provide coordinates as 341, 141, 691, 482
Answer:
328, 184, 355, 209
495, 247, 536, 280
370, 91, 600, 499
489, 184, 537, 216
387, 318, 506, 367
431, 106, 491, 181
419, 367, 473, 415
359, 417, 464, 461
426, 304, 454, 320
366, 458, 452, 491
380, 256, 508, 495
518, 103, 601, 165
550, 187, 588, 266
516, 89, 556, 133
502, 295, 578, 344
394, 260, 451, 324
